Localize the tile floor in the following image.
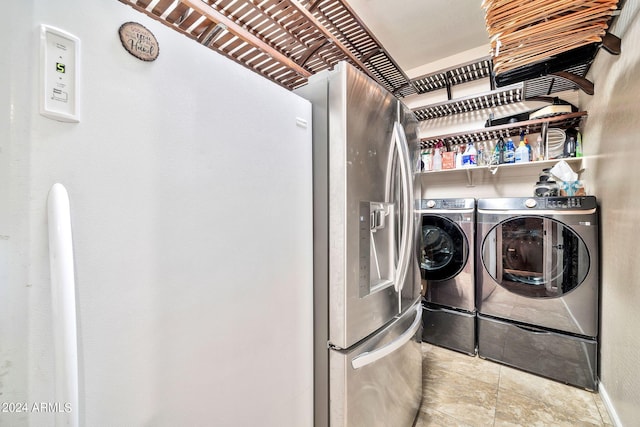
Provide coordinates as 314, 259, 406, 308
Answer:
415, 343, 613, 427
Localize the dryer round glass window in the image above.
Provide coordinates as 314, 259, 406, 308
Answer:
481, 216, 590, 298
420, 215, 468, 281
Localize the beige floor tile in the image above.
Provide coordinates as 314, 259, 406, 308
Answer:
423, 343, 501, 386
417, 344, 614, 427
498, 365, 603, 425
422, 359, 498, 426
494, 387, 603, 427
414, 406, 475, 427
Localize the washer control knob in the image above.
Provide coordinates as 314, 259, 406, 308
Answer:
426, 200, 436, 208
524, 198, 538, 208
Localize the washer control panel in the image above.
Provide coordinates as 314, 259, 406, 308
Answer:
521, 196, 595, 210
544, 197, 586, 209
419, 198, 475, 210
479, 196, 597, 211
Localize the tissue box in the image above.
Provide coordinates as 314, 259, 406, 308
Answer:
559, 180, 586, 197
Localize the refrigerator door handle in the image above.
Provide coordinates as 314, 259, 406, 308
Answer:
47, 183, 80, 427
392, 121, 414, 295
351, 304, 421, 370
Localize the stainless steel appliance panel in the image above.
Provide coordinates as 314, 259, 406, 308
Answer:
478, 314, 597, 390
296, 62, 422, 427
399, 101, 422, 314
419, 201, 475, 312
423, 306, 476, 355
330, 303, 423, 427
327, 63, 411, 349
477, 197, 599, 337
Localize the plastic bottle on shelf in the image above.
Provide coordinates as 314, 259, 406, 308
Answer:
455, 145, 463, 168
493, 138, 505, 165
476, 142, 485, 166
515, 140, 530, 164
518, 131, 527, 159
536, 135, 545, 161
525, 137, 533, 161
576, 133, 583, 158
504, 138, 516, 164
565, 136, 576, 157
422, 148, 433, 171
433, 148, 442, 171
462, 142, 477, 167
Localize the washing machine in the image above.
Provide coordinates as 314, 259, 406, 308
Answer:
419, 198, 475, 355
476, 196, 599, 390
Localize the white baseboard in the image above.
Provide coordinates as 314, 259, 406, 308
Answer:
599, 382, 623, 427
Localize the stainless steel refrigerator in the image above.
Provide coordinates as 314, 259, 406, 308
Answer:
296, 62, 423, 427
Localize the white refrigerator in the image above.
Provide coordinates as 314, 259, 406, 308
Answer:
1, 1, 313, 426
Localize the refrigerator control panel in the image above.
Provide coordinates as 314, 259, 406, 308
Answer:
40, 25, 80, 122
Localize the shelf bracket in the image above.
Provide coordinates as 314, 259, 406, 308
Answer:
602, 32, 621, 55
550, 71, 594, 95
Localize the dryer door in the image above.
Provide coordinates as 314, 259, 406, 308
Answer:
420, 215, 468, 282
481, 216, 589, 298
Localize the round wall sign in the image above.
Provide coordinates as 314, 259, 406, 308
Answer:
118, 22, 159, 61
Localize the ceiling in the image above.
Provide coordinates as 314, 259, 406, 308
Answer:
120, 0, 608, 102
343, 0, 491, 78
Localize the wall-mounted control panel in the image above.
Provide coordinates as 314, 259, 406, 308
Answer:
40, 25, 80, 122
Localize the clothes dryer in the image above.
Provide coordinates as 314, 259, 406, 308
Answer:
476, 196, 599, 390
419, 198, 475, 355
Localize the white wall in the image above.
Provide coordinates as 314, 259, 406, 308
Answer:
1, 1, 313, 426
580, 4, 640, 426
